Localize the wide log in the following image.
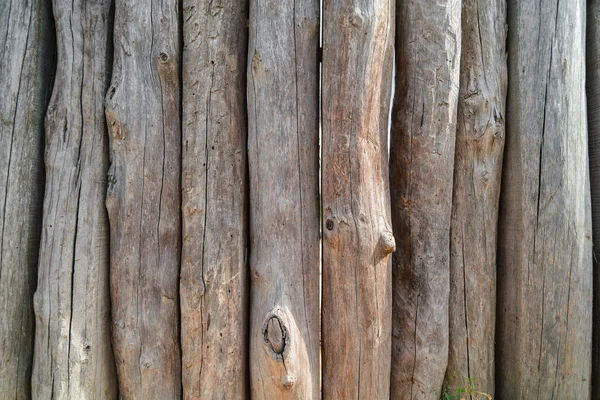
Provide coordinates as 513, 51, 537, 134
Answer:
497, 0, 592, 397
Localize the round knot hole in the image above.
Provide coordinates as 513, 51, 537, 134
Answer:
326, 219, 334, 231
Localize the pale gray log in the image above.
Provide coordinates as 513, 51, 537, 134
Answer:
31, 1, 116, 399
247, 0, 320, 398
180, 0, 249, 399
587, 1, 600, 398
104, 0, 182, 398
321, 0, 396, 398
496, 0, 592, 397
390, 0, 461, 398
445, 0, 506, 397
0, 0, 54, 398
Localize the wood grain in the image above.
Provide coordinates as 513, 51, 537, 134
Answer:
32, 0, 116, 398
497, 0, 592, 397
105, 0, 182, 398
321, 0, 395, 398
445, 0, 506, 396
390, 0, 461, 398
180, 0, 249, 398
247, 0, 320, 398
0, 0, 54, 398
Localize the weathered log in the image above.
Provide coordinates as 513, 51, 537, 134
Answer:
445, 0, 506, 397
0, 0, 55, 398
180, 0, 249, 398
321, 0, 395, 398
104, 0, 181, 398
247, 0, 320, 398
587, 2, 600, 398
31, 0, 116, 398
390, 0, 461, 398
496, 0, 592, 397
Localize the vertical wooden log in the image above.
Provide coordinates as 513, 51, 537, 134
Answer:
247, 0, 320, 398
321, 0, 395, 398
31, 0, 116, 398
587, 2, 600, 397
0, 0, 54, 398
445, 0, 506, 396
497, 0, 592, 397
180, 0, 248, 398
389, 0, 461, 397
104, 0, 181, 398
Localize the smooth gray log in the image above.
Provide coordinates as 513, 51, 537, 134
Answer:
497, 0, 592, 398
180, 0, 249, 398
0, 0, 54, 398
104, 0, 182, 398
31, 0, 116, 398
321, 0, 395, 398
247, 0, 320, 398
390, 0, 461, 398
445, 0, 506, 397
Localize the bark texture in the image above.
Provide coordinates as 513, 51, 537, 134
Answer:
0, 1, 54, 398
31, 0, 116, 398
321, 0, 395, 398
104, 0, 182, 398
180, 0, 249, 398
496, 0, 592, 398
247, 0, 320, 398
390, 0, 461, 398
587, 2, 600, 397
445, 0, 506, 396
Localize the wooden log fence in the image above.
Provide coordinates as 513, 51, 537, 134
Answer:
2, 0, 600, 399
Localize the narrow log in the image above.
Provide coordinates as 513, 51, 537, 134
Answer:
587, 1, 600, 397
496, 0, 592, 397
321, 0, 395, 398
247, 0, 320, 398
180, 0, 249, 398
104, 0, 182, 398
445, 0, 506, 396
31, 0, 116, 398
389, 0, 461, 397
0, 0, 54, 398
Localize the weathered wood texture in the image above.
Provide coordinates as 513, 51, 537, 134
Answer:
180, 0, 249, 398
321, 0, 395, 398
31, 0, 116, 398
104, 0, 181, 398
0, 0, 54, 398
445, 0, 506, 396
390, 0, 461, 398
496, 0, 592, 397
587, 2, 600, 397
247, 0, 320, 397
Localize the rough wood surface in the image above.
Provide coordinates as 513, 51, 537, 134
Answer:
321, 0, 395, 398
180, 0, 249, 398
104, 0, 181, 398
389, 0, 461, 398
31, 0, 116, 398
587, 2, 600, 397
496, 0, 592, 397
0, 0, 54, 398
445, 0, 506, 396
247, 0, 320, 397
